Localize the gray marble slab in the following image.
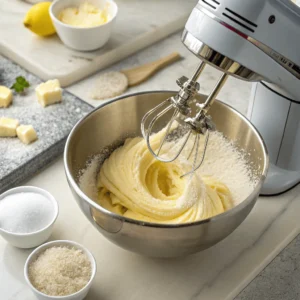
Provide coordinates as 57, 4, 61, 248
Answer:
235, 234, 300, 300
0, 55, 92, 193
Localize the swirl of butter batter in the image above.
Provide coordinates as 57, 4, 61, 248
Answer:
97, 130, 233, 224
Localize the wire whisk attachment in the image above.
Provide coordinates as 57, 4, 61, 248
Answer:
141, 61, 228, 176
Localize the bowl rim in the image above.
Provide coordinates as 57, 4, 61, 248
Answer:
0, 186, 59, 236
64, 90, 269, 229
50, 0, 118, 30
24, 239, 97, 299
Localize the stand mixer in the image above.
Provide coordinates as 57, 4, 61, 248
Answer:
142, 0, 300, 195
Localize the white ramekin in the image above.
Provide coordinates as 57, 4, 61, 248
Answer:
50, 0, 118, 51
24, 240, 97, 300
0, 186, 59, 248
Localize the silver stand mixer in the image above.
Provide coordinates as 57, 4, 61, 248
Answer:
142, 0, 300, 195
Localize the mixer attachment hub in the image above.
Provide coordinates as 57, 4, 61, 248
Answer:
184, 113, 216, 135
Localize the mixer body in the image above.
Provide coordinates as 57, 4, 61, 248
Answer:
248, 82, 300, 195
182, 0, 300, 194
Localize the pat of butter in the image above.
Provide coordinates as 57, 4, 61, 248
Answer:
17, 125, 38, 144
58, 2, 110, 28
35, 79, 62, 107
0, 117, 19, 137
0, 86, 13, 108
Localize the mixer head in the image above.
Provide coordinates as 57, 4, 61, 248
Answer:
182, 32, 261, 82
182, 0, 300, 100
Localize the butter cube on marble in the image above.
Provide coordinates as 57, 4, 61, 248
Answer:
17, 125, 38, 144
35, 79, 62, 107
0, 117, 19, 137
0, 86, 13, 108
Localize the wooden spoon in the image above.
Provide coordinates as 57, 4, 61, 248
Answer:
121, 52, 182, 87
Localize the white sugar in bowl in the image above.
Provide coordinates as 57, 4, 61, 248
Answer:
0, 186, 58, 248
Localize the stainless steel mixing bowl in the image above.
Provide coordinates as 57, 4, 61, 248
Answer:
64, 91, 268, 257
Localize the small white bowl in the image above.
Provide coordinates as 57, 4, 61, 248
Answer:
24, 240, 97, 300
50, 0, 118, 51
0, 186, 58, 248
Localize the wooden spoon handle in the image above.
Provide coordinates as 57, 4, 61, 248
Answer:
121, 52, 182, 86
146, 52, 182, 73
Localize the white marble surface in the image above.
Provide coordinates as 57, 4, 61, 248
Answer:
0, 0, 195, 86
1, 32, 300, 300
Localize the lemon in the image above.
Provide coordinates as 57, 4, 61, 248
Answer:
23, 2, 56, 37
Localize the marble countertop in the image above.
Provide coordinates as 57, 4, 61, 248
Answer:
1, 32, 300, 300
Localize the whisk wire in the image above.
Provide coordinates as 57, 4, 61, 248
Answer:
141, 99, 171, 139
146, 128, 193, 163
192, 134, 200, 171
181, 131, 210, 178
187, 132, 198, 161
157, 108, 179, 156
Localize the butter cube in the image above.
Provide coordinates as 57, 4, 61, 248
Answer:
35, 79, 62, 107
17, 125, 38, 144
0, 86, 13, 108
0, 117, 19, 137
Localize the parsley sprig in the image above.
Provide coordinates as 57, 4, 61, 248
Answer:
11, 76, 30, 93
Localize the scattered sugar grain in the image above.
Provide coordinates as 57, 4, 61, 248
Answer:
78, 143, 125, 200
168, 131, 256, 206
78, 155, 100, 200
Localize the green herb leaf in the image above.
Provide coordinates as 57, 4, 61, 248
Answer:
11, 76, 30, 93
16, 77, 25, 84
11, 83, 24, 92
